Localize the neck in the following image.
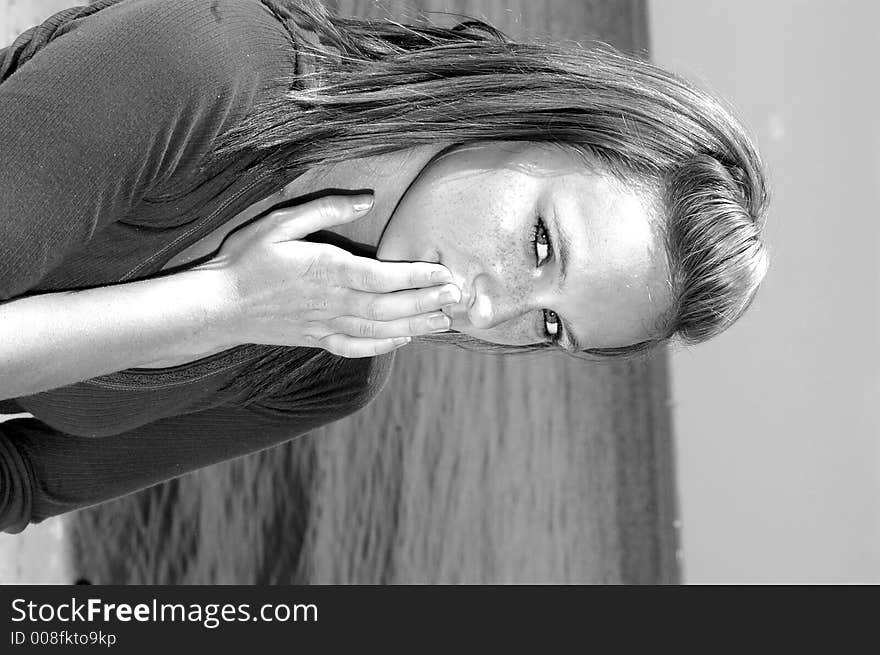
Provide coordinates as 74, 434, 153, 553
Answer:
281, 143, 450, 257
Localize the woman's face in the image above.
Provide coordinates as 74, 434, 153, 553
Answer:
375, 142, 671, 351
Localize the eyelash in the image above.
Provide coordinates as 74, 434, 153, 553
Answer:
530, 216, 562, 345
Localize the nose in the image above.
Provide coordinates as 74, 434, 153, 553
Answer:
445, 273, 519, 330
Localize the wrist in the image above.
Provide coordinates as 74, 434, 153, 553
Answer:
179, 264, 244, 353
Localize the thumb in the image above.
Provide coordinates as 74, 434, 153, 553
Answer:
270, 194, 374, 242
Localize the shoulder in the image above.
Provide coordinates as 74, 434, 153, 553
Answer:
0, 0, 302, 299
62, 0, 300, 190
60, 0, 297, 86
83, 0, 294, 40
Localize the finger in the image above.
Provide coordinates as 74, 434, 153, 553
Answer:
269, 194, 375, 242
319, 334, 411, 358
342, 256, 456, 292
330, 312, 452, 339
346, 284, 462, 321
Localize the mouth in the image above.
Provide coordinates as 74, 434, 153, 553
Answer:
429, 250, 472, 325
440, 288, 473, 326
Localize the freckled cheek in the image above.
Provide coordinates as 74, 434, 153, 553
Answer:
477, 277, 537, 345
473, 217, 529, 280
458, 175, 525, 237
480, 229, 535, 329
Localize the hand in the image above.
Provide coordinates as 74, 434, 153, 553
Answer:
198, 193, 460, 358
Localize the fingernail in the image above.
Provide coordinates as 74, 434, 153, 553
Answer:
395, 337, 411, 345
428, 313, 451, 330
352, 195, 374, 212
439, 284, 461, 304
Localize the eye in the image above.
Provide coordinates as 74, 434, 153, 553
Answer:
543, 309, 560, 341
531, 216, 563, 345
531, 216, 552, 265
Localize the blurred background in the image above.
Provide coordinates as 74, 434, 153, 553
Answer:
651, 0, 880, 583
1, 0, 877, 584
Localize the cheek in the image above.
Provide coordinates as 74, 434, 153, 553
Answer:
448, 175, 534, 260
466, 319, 539, 347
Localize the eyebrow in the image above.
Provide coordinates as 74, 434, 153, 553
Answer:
550, 209, 583, 354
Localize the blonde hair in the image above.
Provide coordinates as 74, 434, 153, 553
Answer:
202, 0, 770, 362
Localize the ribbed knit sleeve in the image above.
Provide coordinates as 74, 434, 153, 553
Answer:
0, 0, 296, 300
0, 350, 395, 533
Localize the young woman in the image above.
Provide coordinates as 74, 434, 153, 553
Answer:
0, 0, 769, 532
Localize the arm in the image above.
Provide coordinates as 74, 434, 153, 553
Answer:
0, 346, 393, 533
0, 401, 321, 533
0, 269, 235, 399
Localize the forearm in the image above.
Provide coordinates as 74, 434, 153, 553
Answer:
0, 402, 320, 533
0, 269, 234, 399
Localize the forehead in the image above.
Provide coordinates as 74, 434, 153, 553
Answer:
547, 162, 672, 349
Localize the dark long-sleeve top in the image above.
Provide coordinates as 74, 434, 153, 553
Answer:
0, 0, 395, 532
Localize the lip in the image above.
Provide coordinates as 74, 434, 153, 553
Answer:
441, 287, 473, 325
432, 251, 472, 324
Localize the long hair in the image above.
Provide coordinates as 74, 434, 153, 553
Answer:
201, 0, 770, 362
